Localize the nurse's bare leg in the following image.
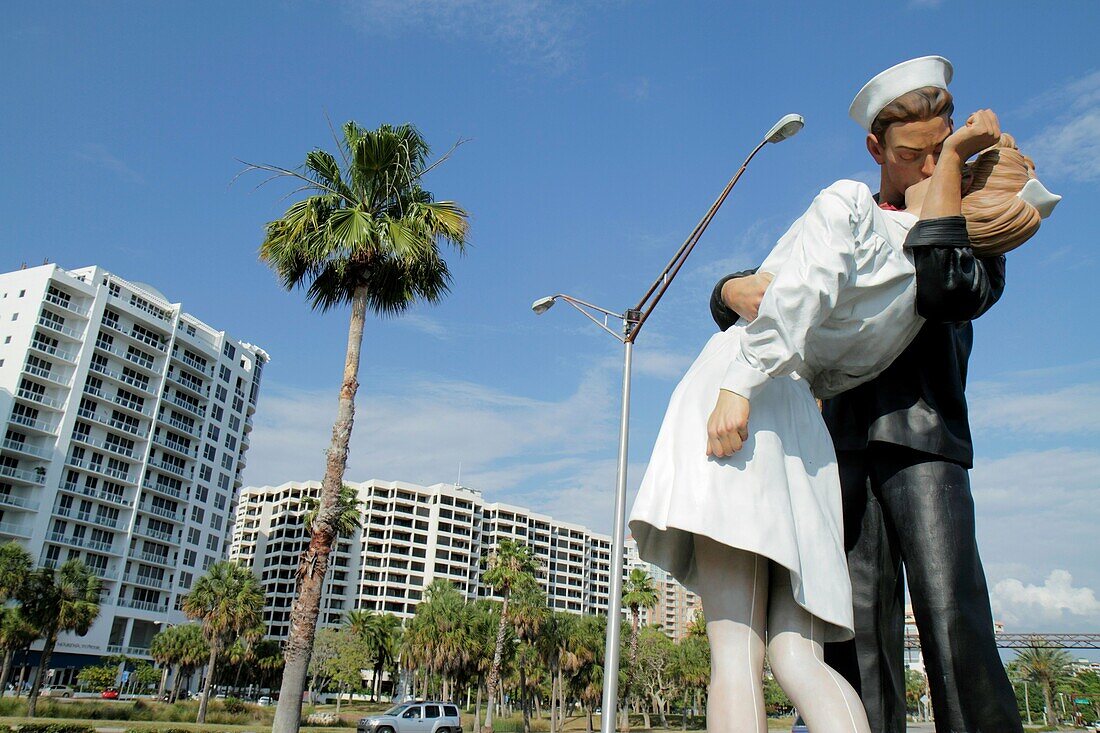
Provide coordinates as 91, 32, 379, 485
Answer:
693, 535, 768, 733
767, 564, 871, 733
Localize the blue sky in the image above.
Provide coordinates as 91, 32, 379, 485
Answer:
4, 1, 1099, 636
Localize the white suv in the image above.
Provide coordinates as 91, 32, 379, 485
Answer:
358, 701, 462, 733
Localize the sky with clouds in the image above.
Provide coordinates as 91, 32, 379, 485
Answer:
3, 1, 1098, 640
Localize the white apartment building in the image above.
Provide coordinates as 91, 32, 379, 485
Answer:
0, 263, 267, 670
231, 479, 617, 639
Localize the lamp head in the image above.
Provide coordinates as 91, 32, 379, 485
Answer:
765, 113, 805, 144
532, 296, 557, 315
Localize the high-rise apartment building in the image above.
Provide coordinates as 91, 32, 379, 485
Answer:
625, 537, 702, 641
0, 263, 267, 671
231, 479, 616, 639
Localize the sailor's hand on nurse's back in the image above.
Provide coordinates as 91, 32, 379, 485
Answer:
943, 109, 1001, 161
707, 389, 751, 458
721, 272, 775, 322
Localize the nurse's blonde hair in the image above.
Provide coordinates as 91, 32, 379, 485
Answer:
962, 134, 1042, 256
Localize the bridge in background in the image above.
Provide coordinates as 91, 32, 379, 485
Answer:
905, 633, 1100, 650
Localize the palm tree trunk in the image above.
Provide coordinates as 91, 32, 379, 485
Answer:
0, 647, 14, 697
27, 627, 59, 718
197, 644, 219, 723
273, 286, 368, 733
482, 595, 511, 733
475, 676, 483, 730
373, 661, 383, 701
520, 665, 530, 733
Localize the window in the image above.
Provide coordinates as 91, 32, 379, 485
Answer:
222, 342, 236, 360
202, 445, 216, 461
224, 435, 237, 451
206, 425, 219, 441
210, 514, 223, 531
202, 555, 214, 570
228, 415, 239, 431
179, 572, 193, 589
214, 493, 226, 510
424, 705, 441, 719
18, 290, 25, 297
198, 465, 212, 482
183, 549, 197, 566
219, 365, 231, 383
232, 396, 244, 413
10, 313, 17, 321
210, 405, 223, 421
195, 484, 209, 502
444, 706, 458, 718
188, 527, 201, 545
215, 385, 227, 402
191, 506, 205, 523
3, 336, 10, 344
218, 473, 230, 490
206, 534, 219, 552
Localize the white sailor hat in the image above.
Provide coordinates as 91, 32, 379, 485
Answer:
849, 55, 954, 132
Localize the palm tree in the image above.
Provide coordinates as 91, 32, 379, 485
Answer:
346, 609, 402, 701
245, 120, 469, 733
181, 561, 264, 723
482, 539, 540, 732
17, 560, 100, 717
619, 568, 658, 730
509, 585, 550, 733
0, 607, 35, 696
0, 543, 31, 599
303, 483, 363, 537
1015, 639, 1073, 725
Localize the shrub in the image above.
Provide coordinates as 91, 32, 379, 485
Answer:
220, 696, 248, 715
15, 724, 97, 733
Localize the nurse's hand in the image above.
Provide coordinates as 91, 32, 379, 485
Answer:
707, 389, 751, 457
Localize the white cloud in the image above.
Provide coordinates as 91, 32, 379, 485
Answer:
991, 570, 1100, 626
244, 365, 627, 531
1023, 70, 1100, 182
75, 144, 144, 184
340, 0, 585, 73
968, 380, 1100, 435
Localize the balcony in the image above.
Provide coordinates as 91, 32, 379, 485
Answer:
8, 412, 57, 435
65, 457, 134, 485
116, 598, 168, 614
141, 479, 182, 500
137, 525, 177, 544
122, 572, 167, 590
88, 361, 156, 396
151, 434, 196, 459
160, 415, 198, 437
1, 438, 52, 460
166, 372, 207, 401
0, 523, 31, 539
172, 351, 211, 375
131, 550, 172, 567
60, 481, 134, 508
111, 396, 152, 418
166, 394, 204, 419
30, 339, 78, 362
0, 493, 40, 511
71, 432, 136, 460
138, 502, 181, 522
23, 362, 71, 388
37, 315, 83, 340
75, 408, 148, 440
16, 388, 65, 411
149, 459, 187, 479
45, 291, 89, 316
0, 465, 46, 486
53, 507, 121, 530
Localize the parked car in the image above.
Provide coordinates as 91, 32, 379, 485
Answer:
258, 695, 274, 706
358, 700, 462, 733
41, 685, 74, 698
101, 688, 120, 700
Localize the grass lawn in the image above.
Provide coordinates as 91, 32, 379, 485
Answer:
0, 717, 353, 732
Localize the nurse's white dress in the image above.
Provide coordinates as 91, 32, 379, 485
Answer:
629, 180, 922, 642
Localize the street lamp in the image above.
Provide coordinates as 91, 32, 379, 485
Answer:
532, 113, 804, 733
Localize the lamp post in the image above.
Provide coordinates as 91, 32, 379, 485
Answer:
532, 113, 804, 733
